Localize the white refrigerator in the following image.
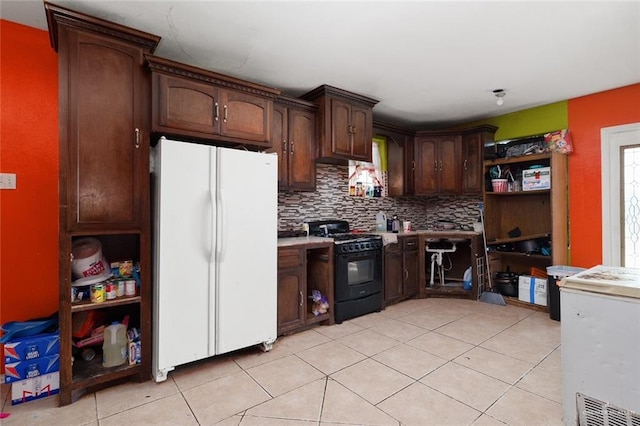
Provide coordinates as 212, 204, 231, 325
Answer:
152, 137, 277, 382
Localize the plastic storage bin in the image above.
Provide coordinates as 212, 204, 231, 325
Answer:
546, 265, 586, 321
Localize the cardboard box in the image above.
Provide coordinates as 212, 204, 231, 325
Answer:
4, 354, 60, 384
10, 372, 59, 405
518, 275, 548, 306
4, 332, 59, 364
522, 167, 551, 191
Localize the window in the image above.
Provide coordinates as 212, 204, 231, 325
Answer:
348, 137, 386, 197
623, 145, 640, 267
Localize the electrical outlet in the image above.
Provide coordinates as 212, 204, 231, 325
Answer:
0, 173, 17, 189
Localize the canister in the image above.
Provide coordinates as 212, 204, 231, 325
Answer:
105, 282, 117, 300
119, 260, 133, 277
91, 283, 105, 303
116, 280, 125, 297
125, 279, 136, 296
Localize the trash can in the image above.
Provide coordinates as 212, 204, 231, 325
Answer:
546, 265, 586, 321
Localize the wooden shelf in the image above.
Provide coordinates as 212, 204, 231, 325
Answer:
484, 189, 550, 196
489, 251, 551, 261
484, 152, 551, 167
71, 296, 141, 313
488, 233, 551, 245
305, 312, 331, 325
72, 353, 140, 389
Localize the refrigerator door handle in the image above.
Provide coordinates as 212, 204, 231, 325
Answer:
209, 149, 217, 265
215, 152, 224, 263
214, 186, 217, 263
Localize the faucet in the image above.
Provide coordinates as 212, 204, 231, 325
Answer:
319, 224, 329, 237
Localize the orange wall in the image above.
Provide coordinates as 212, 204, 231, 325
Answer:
0, 21, 59, 339
567, 83, 640, 268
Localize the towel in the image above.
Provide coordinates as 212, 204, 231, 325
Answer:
380, 233, 398, 246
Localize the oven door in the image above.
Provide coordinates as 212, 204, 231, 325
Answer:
335, 248, 383, 302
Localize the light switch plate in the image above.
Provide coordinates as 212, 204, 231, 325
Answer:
0, 173, 17, 189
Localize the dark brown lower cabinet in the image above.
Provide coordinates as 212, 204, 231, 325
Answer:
277, 242, 334, 335
384, 236, 419, 306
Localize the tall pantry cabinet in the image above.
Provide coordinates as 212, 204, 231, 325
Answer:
46, 3, 160, 405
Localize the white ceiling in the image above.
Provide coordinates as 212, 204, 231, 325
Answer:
3, 1, 639, 129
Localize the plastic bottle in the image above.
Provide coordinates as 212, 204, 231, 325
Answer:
392, 215, 400, 233
102, 322, 127, 367
463, 266, 473, 290
375, 211, 387, 231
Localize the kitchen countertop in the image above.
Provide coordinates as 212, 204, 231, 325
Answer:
374, 230, 481, 237
277, 236, 334, 248
277, 230, 481, 248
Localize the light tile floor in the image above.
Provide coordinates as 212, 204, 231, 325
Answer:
1, 298, 563, 425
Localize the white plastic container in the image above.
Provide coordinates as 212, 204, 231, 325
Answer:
375, 211, 387, 231
102, 322, 127, 367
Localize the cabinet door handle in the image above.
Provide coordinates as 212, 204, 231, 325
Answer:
463, 159, 468, 170
412, 160, 415, 171
290, 141, 294, 155
215, 103, 219, 121
434, 161, 438, 171
223, 105, 228, 123
299, 291, 303, 306
134, 128, 140, 149
351, 125, 356, 134
439, 160, 443, 171
282, 140, 287, 154
347, 125, 352, 134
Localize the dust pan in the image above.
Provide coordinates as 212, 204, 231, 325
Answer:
478, 203, 506, 306
479, 290, 506, 306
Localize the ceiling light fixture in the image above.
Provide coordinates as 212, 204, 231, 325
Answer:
493, 89, 506, 106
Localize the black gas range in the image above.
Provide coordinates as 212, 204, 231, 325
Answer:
306, 220, 383, 323
307, 220, 383, 251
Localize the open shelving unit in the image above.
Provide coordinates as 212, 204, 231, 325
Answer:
483, 152, 569, 306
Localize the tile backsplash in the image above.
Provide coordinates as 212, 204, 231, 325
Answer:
278, 164, 483, 232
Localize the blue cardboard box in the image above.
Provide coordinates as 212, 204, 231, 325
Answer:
4, 354, 60, 384
4, 332, 60, 363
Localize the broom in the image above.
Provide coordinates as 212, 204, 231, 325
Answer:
478, 203, 506, 306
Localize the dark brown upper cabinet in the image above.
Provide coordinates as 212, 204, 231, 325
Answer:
460, 126, 498, 195
373, 120, 415, 196
268, 95, 318, 191
413, 125, 497, 196
414, 134, 462, 195
146, 55, 280, 148
302, 85, 378, 163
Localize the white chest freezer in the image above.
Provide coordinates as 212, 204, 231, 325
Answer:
559, 265, 640, 426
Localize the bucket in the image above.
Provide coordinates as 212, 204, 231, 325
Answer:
72, 238, 109, 279
491, 179, 508, 193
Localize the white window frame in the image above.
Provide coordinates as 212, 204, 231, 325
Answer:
601, 122, 640, 266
